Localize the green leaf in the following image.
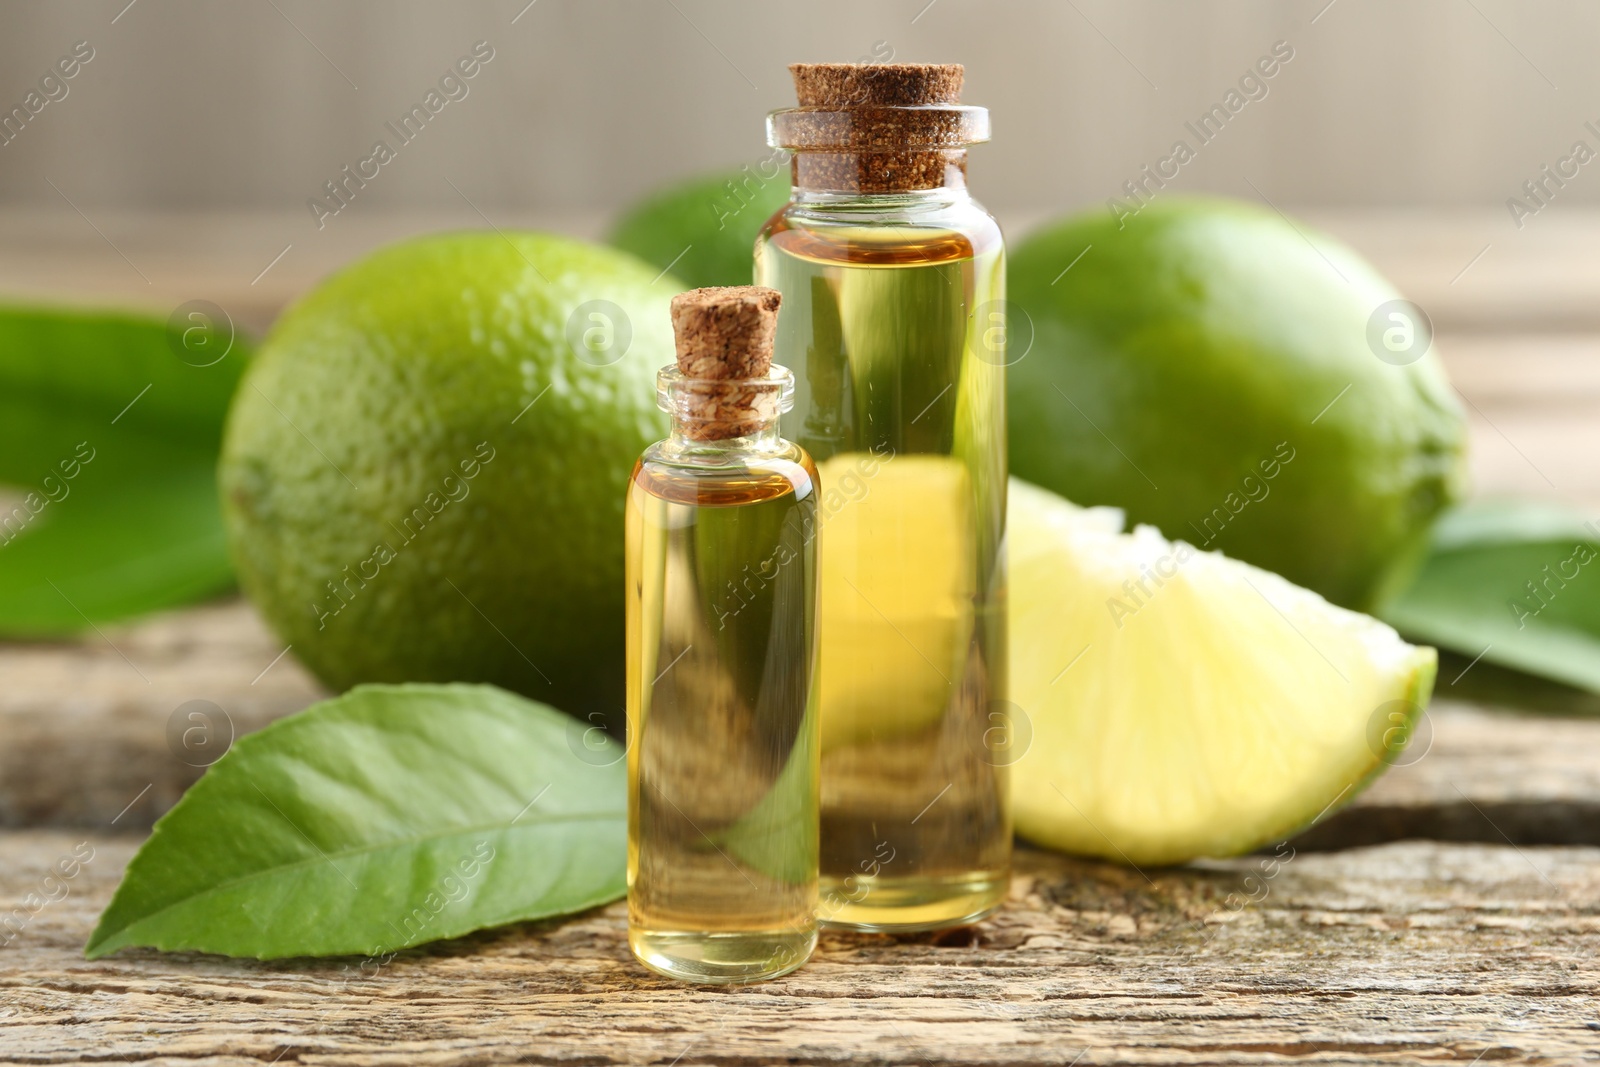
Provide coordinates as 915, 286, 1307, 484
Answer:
1382, 499, 1600, 694
0, 304, 247, 633
86, 684, 626, 960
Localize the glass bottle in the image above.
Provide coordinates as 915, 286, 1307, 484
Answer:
626, 286, 821, 983
755, 63, 1010, 931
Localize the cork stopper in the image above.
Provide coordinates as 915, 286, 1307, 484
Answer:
670, 286, 780, 380
667, 286, 784, 441
790, 63, 964, 107
772, 62, 987, 193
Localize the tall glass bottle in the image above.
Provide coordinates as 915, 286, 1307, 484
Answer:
755, 63, 1010, 931
626, 286, 821, 983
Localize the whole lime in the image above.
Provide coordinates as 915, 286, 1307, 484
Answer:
220, 232, 675, 729
608, 165, 791, 290
1007, 197, 1468, 611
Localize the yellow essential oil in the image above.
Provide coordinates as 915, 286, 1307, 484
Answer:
757, 62, 1011, 931
626, 286, 820, 983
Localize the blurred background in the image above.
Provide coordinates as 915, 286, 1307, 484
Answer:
5, 0, 1599, 213
4, 0, 1597, 505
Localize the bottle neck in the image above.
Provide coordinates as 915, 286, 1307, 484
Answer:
789, 148, 968, 195
662, 418, 784, 456
767, 102, 988, 194
654, 364, 795, 458
785, 183, 980, 218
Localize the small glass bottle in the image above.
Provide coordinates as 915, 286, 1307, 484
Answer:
756, 63, 1010, 931
625, 285, 820, 983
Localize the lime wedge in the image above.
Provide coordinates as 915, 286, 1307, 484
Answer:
1010, 479, 1436, 866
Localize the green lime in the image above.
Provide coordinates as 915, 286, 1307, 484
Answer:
1007, 197, 1468, 611
1009, 479, 1436, 866
608, 165, 791, 290
220, 231, 676, 728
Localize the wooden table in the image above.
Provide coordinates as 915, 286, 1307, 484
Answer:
2, 209, 1598, 1065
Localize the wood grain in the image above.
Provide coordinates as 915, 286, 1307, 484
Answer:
6, 598, 1600, 848
1, 831, 1596, 1065
1302, 702, 1600, 849
0, 600, 325, 828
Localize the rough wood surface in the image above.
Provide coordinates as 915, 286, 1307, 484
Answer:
0, 601, 325, 828
1301, 703, 1600, 849
1, 832, 1596, 1066
7, 598, 1599, 849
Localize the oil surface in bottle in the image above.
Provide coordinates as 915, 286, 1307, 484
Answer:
626, 450, 820, 981
757, 213, 1011, 931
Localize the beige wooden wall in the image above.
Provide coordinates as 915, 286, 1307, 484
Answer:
0, 0, 1596, 218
